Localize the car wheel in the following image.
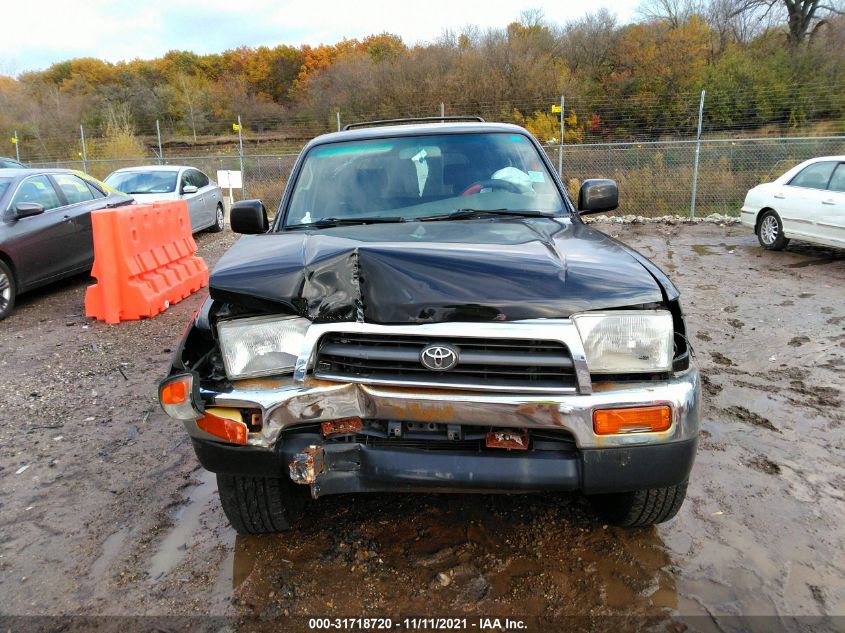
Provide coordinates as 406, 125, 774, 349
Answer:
208, 204, 225, 233
757, 210, 789, 250
589, 481, 687, 527
216, 473, 308, 534
0, 260, 16, 321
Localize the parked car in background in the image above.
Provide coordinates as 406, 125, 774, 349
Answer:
104, 165, 225, 233
0, 168, 133, 320
741, 155, 845, 250
1, 157, 25, 169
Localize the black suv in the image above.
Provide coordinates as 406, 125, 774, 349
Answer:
159, 117, 699, 534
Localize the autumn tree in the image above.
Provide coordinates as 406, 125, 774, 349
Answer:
736, 0, 845, 46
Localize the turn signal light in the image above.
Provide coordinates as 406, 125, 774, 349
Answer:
197, 408, 248, 445
159, 374, 202, 420
593, 405, 672, 435
160, 379, 188, 405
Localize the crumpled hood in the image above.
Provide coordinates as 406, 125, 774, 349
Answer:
209, 218, 667, 323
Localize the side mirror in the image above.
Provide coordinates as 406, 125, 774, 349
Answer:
182, 185, 199, 195
231, 199, 269, 234
577, 179, 619, 214
15, 202, 45, 219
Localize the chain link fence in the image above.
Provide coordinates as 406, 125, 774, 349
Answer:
29, 134, 845, 219
546, 135, 845, 217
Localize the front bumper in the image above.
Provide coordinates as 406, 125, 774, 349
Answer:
192, 434, 698, 496
188, 368, 700, 450
181, 368, 699, 495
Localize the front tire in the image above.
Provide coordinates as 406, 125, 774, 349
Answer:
216, 473, 307, 534
589, 481, 688, 527
208, 203, 225, 233
757, 210, 789, 250
0, 260, 17, 321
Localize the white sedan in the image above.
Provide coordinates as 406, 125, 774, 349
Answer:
104, 165, 225, 233
741, 155, 845, 250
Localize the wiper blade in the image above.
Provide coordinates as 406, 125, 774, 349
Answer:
286, 216, 407, 229
414, 208, 550, 222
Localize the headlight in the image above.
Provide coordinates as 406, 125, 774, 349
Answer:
217, 315, 310, 379
572, 310, 673, 373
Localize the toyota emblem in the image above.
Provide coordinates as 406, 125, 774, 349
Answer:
420, 344, 459, 371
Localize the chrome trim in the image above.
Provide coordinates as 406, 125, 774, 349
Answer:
781, 217, 813, 225
311, 372, 579, 394
192, 368, 699, 450
293, 319, 593, 395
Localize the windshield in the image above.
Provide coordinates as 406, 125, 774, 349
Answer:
0, 177, 13, 198
284, 132, 566, 227
105, 170, 177, 194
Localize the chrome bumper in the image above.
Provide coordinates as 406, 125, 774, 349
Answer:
187, 368, 700, 450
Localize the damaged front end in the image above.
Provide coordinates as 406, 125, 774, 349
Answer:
160, 297, 699, 498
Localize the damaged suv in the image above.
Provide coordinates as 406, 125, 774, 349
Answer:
159, 117, 699, 534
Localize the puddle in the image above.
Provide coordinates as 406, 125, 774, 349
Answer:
91, 527, 130, 579
147, 469, 217, 581
231, 535, 261, 589
691, 242, 739, 256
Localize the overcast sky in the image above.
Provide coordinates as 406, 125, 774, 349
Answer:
0, 0, 640, 75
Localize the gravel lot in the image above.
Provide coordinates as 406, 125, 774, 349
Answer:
0, 223, 843, 632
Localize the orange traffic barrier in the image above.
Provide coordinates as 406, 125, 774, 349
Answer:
85, 200, 209, 324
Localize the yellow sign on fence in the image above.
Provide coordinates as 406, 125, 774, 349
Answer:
232, 123, 240, 131
10, 137, 17, 144
551, 104, 562, 114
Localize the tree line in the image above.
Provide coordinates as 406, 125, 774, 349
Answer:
1, 1, 844, 161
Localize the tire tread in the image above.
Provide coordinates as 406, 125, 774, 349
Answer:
217, 473, 306, 534
591, 481, 688, 527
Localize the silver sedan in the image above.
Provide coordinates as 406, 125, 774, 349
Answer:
104, 165, 225, 233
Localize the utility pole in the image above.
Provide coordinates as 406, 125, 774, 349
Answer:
156, 120, 163, 165
690, 90, 706, 219
80, 125, 88, 174
558, 95, 564, 177
237, 115, 245, 197
12, 130, 19, 163
440, 102, 445, 119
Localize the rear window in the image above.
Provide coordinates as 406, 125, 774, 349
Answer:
789, 161, 837, 189
53, 173, 95, 205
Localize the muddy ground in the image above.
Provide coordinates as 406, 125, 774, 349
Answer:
0, 223, 843, 632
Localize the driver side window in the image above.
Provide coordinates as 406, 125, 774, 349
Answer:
10, 176, 62, 212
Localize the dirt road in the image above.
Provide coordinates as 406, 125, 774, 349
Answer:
1, 223, 843, 632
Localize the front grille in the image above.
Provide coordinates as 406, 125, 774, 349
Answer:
313, 332, 577, 391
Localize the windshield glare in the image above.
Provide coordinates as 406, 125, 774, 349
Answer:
105, 171, 177, 194
284, 132, 565, 226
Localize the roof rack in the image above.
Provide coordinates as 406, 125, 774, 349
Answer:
342, 115, 485, 131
